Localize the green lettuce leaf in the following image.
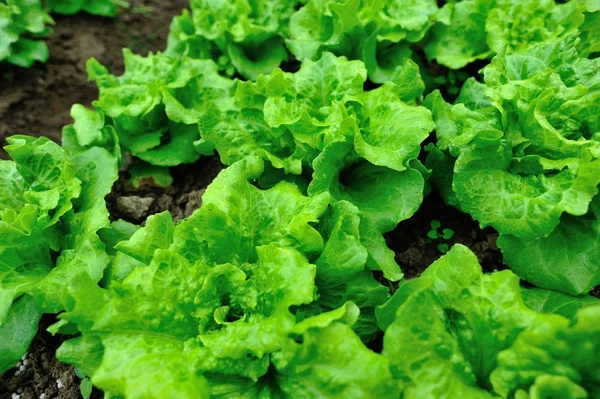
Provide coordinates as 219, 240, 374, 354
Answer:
288, 0, 438, 84
491, 305, 600, 398
308, 141, 426, 232
0, 0, 52, 67
273, 302, 402, 398
498, 198, 600, 295
379, 245, 538, 397
0, 295, 42, 374
166, 0, 298, 79
45, 0, 126, 16
88, 50, 235, 167
426, 36, 600, 294
521, 287, 600, 319
173, 156, 329, 265
378, 245, 600, 398
301, 200, 391, 340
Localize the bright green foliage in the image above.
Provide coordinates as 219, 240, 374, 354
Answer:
0, 0, 53, 67
80, 377, 93, 399
0, 295, 41, 373
272, 303, 401, 398
521, 287, 599, 319
424, 0, 593, 69
129, 163, 173, 189
302, 200, 393, 340
287, 0, 437, 83
2, 0, 600, 394
199, 52, 434, 233
284, 0, 598, 85
425, 36, 600, 294
166, 0, 300, 79
160, 0, 600, 82
491, 305, 600, 398
45, 0, 127, 16
86, 50, 236, 166
0, 133, 118, 373
54, 157, 397, 396
378, 244, 600, 398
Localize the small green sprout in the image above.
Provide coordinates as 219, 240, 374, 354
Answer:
442, 228, 454, 240
427, 220, 455, 253
427, 220, 442, 239
437, 243, 449, 253
75, 368, 92, 399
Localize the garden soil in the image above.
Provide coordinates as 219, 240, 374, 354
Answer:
0, 2, 598, 398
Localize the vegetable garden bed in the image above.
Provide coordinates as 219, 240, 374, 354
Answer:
1, 0, 599, 398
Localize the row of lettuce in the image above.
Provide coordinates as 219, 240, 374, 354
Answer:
1, 0, 599, 397
1, 0, 125, 67
4, 0, 598, 77
1, 134, 599, 398
88, 31, 600, 296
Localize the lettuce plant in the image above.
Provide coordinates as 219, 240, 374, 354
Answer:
286, 0, 598, 86
426, 36, 600, 295
166, 0, 300, 79
378, 244, 600, 398
44, 0, 127, 16
0, 0, 53, 67
0, 129, 118, 372
51, 233, 600, 397
198, 52, 434, 233
424, 0, 596, 69
52, 156, 400, 396
287, 0, 439, 83
86, 50, 235, 167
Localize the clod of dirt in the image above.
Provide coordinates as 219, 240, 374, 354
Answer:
107, 156, 223, 224
116, 196, 155, 222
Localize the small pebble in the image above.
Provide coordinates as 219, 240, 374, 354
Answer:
39, 393, 47, 399
57, 378, 64, 389
22, 359, 29, 366
59, 29, 73, 39
19, 365, 26, 372
116, 196, 155, 221
11, 394, 20, 399
14, 370, 21, 376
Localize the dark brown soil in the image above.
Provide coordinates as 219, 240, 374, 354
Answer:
0, 0, 189, 160
386, 191, 505, 280
0, 316, 100, 399
107, 155, 223, 224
